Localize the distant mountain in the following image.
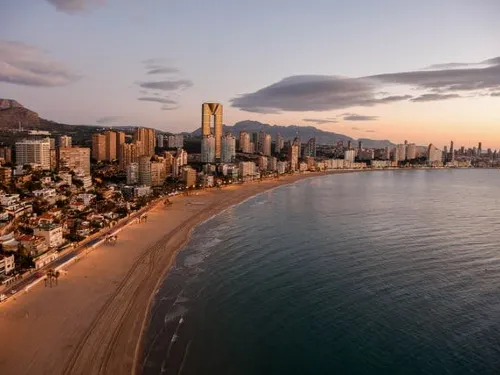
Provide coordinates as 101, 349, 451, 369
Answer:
192, 120, 394, 148
0, 99, 40, 129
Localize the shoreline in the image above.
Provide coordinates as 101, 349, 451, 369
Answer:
0, 168, 464, 375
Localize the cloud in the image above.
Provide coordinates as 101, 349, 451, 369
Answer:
351, 127, 361, 131
138, 97, 177, 104
343, 114, 379, 121
137, 79, 192, 91
365, 130, 376, 133
410, 93, 461, 102
0, 40, 81, 87
96, 116, 123, 124
491, 92, 500, 97
146, 67, 179, 75
230, 56, 500, 113
302, 118, 338, 125
161, 104, 180, 111
45, 0, 106, 14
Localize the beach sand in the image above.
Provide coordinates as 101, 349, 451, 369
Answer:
0, 172, 330, 375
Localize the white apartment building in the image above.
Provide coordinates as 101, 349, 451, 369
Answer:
15, 138, 51, 170
0, 254, 15, 276
34, 224, 64, 249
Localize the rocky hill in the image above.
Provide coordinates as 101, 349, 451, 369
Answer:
0, 99, 40, 129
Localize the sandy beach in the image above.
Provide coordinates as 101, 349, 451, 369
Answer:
0, 171, 335, 375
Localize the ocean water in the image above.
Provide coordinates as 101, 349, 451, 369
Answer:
141, 169, 500, 375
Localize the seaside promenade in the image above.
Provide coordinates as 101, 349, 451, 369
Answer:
0, 172, 322, 375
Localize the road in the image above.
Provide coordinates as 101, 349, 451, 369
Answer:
0, 201, 159, 304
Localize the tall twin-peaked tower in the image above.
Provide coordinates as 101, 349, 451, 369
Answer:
202, 102, 223, 159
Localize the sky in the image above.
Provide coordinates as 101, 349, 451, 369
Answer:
1, 0, 500, 148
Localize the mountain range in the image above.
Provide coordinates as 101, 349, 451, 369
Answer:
192, 120, 394, 148
0, 99, 394, 148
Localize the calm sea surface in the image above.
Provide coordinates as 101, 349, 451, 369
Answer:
141, 170, 500, 375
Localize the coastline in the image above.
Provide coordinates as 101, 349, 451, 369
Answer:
0, 168, 456, 375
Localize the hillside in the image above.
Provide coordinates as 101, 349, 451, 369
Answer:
0, 99, 40, 129
192, 120, 394, 148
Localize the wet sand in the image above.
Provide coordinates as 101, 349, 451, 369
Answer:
0, 172, 335, 375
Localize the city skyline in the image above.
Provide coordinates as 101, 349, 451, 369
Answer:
1, 1, 500, 147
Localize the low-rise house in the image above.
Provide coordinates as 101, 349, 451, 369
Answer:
48, 207, 63, 220
0, 254, 15, 276
69, 201, 86, 212
32, 188, 57, 200
17, 234, 48, 256
34, 223, 64, 249
33, 250, 58, 270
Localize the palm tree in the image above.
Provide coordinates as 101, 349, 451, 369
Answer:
54, 271, 60, 286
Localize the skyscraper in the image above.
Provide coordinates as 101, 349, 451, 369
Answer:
134, 128, 156, 156
138, 155, 152, 186
92, 133, 106, 161
116, 131, 125, 155
119, 143, 139, 170
397, 143, 407, 161
201, 135, 216, 163
427, 144, 442, 163
156, 134, 165, 148
304, 137, 316, 158
406, 143, 417, 160
104, 130, 117, 161
239, 131, 251, 153
478, 142, 482, 156
221, 133, 236, 163
15, 138, 51, 169
202, 103, 223, 158
58, 147, 91, 176
58, 135, 72, 148
276, 134, 284, 153
449, 140, 455, 162
288, 137, 300, 171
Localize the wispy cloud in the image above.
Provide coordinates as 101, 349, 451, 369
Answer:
410, 94, 461, 102
146, 67, 179, 75
138, 97, 178, 104
365, 129, 376, 133
96, 116, 123, 124
230, 56, 500, 113
137, 80, 192, 91
342, 114, 379, 121
45, 0, 106, 14
0, 40, 81, 87
491, 92, 500, 97
302, 118, 338, 125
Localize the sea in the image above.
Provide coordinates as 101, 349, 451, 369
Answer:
141, 169, 500, 375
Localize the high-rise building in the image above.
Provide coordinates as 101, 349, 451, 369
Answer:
239, 161, 256, 178
263, 134, 272, 156
0, 146, 12, 164
58, 135, 72, 148
344, 149, 356, 163
182, 166, 197, 188
138, 155, 152, 186
268, 156, 278, 171
157, 134, 165, 148
303, 137, 316, 158
58, 147, 91, 176
15, 138, 51, 169
134, 128, 156, 156
221, 133, 236, 163
478, 142, 482, 156
119, 143, 139, 170
116, 131, 125, 155
104, 130, 117, 161
288, 137, 300, 171
252, 133, 259, 149
427, 144, 442, 163
397, 143, 407, 161
166, 134, 184, 149
151, 160, 166, 186
239, 131, 251, 153
202, 103, 223, 158
126, 163, 139, 185
172, 149, 188, 178
406, 143, 417, 160
201, 135, 216, 163
258, 156, 268, 171
276, 134, 284, 154
92, 133, 106, 161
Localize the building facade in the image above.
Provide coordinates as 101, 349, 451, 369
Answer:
221, 133, 236, 163
58, 147, 91, 176
201, 135, 216, 163
15, 138, 51, 169
202, 103, 223, 158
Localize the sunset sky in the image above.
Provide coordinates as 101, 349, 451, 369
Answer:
1, 0, 500, 148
